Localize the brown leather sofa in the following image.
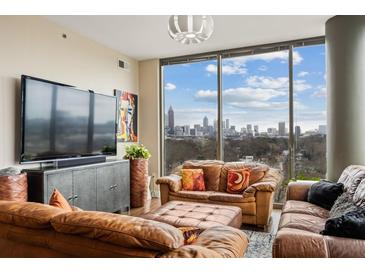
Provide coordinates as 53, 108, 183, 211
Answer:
273, 165, 365, 258
0, 200, 248, 258
156, 160, 283, 227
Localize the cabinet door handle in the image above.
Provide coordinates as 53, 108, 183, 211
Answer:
109, 185, 114, 190
67, 196, 73, 201
73, 195, 78, 199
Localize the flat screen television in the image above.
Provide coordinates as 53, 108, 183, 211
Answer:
20, 75, 117, 163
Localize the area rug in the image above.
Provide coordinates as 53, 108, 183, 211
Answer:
242, 230, 275, 258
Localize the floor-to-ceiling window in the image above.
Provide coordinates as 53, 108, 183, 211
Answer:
161, 38, 326, 204
222, 51, 290, 202
293, 44, 327, 180
162, 59, 218, 174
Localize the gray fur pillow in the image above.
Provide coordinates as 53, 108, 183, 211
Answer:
330, 192, 359, 219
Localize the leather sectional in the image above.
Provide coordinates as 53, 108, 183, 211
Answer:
156, 160, 283, 227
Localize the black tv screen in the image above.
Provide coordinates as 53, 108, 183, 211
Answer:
20, 75, 117, 163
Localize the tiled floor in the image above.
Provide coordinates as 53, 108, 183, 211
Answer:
130, 197, 282, 234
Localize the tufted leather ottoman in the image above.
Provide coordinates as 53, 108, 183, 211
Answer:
142, 200, 242, 229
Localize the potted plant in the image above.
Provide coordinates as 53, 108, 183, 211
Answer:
124, 144, 151, 208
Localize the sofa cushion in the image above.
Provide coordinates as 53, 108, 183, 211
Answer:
181, 169, 205, 191
219, 162, 269, 192
279, 213, 326, 233
50, 211, 184, 252
307, 180, 343, 210
170, 190, 213, 200
226, 169, 250, 194
321, 208, 365, 240
338, 165, 365, 196
330, 192, 359, 219
209, 192, 255, 203
0, 201, 66, 229
282, 200, 329, 219
353, 179, 365, 208
183, 160, 224, 191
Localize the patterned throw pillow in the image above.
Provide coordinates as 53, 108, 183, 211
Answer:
181, 169, 205, 191
226, 169, 250, 194
178, 226, 203, 245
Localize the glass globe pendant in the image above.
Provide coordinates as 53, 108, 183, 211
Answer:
168, 15, 214, 45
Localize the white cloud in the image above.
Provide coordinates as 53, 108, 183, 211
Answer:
298, 71, 309, 77
231, 50, 303, 65
206, 64, 247, 75
245, 76, 311, 92
205, 51, 303, 76
312, 86, 326, 97
164, 82, 176, 91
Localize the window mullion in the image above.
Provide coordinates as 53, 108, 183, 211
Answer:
217, 54, 223, 161
288, 46, 295, 180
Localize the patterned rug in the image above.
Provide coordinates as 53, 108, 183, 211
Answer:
242, 230, 275, 258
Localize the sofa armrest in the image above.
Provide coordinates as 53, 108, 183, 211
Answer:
160, 226, 248, 258
243, 181, 276, 198
155, 175, 182, 193
273, 228, 328, 258
286, 181, 317, 201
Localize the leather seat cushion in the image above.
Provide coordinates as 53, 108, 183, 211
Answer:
142, 201, 242, 229
282, 200, 330, 219
169, 190, 213, 200
51, 211, 184, 252
0, 201, 66, 229
208, 192, 255, 203
183, 160, 224, 191
219, 162, 269, 192
279, 212, 326, 233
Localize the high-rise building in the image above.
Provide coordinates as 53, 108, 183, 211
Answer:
226, 119, 230, 129
267, 127, 278, 136
183, 125, 190, 136
213, 119, 217, 131
254, 125, 259, 136
203, 116, 208, 128
278, 122, 285, 136
168, 106, 174, 132
247, 124, 253, 135
319, 125, 327, 135
295, 125, 301, 140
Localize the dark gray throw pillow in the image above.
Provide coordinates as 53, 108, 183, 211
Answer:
307, 180, 344, 210
321, 208, 365, 240
330, 192, 359, 219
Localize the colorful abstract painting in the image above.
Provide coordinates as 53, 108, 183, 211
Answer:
114, 90, 138, 142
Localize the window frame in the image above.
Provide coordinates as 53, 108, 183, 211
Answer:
159, 36, 325, 182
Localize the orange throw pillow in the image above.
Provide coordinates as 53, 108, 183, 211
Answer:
49, 188, 73, 211
226, 169, 250, 194
181, 169, 205, 191
178, 227, 203, 245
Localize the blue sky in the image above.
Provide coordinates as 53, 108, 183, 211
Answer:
163, 44, 326, 132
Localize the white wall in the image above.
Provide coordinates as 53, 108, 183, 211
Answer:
138, 59, 160, 187
0, 16, 139, 168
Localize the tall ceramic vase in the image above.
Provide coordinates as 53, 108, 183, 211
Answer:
130, 158, 149, 208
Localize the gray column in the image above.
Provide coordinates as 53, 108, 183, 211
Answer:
326, 16, 365, 180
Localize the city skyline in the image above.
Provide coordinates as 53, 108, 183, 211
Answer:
163, 44, 326, 132
166, 105, 326, 137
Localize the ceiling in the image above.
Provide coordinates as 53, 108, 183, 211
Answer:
46, 15, 332, 61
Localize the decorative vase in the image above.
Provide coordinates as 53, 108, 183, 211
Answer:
130, 158, 149, 208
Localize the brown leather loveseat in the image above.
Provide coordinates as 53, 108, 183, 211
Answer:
0, 200, 248, 258
273, 165, 365, 258
157, 160, 283, 227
